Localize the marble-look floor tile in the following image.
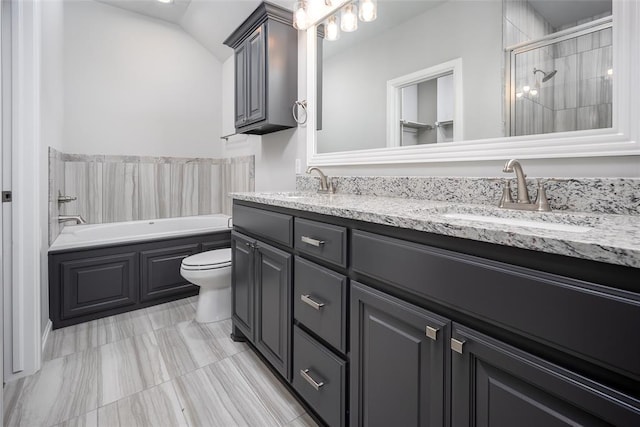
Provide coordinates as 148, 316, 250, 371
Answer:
98, 332, 170, 406
146, 298, 196, 330
52, 410, 98, 427
232, 350, 305, 424
43, 320, 103, 362
172, 365, 248, 427
287, 413, 319, 427
97, 382, 187, 427
202, 318, 249, 359
3, 349, 98, 427
97, 310, 155, 344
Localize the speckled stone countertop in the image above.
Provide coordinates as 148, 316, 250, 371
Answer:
232, 192, 640, 268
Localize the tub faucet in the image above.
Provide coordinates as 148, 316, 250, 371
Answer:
306, 167, 336, 194
58, 215, 87, 225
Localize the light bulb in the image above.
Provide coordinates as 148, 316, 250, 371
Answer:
359, 0, 377, 22
293, 1, 308, 30
523, 85, 530, 93
341, 4, 358, 32
529, 89, 538, 96
325, 15, 340, 41
607, 68, 613, 76
516, 92, 523, 98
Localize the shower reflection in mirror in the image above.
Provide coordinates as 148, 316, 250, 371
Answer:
505, 0, 613, 137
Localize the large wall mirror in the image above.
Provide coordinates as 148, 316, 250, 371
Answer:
305, 0, 640, 166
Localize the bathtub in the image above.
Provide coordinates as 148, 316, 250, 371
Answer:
49, 214, 233, 329
50, 214, 232, 252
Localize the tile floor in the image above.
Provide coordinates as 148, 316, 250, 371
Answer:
3, 296, 318, 427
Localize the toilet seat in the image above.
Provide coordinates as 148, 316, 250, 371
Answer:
181, 248, 232, 271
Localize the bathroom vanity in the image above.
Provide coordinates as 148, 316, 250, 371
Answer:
231, 193, 640, 426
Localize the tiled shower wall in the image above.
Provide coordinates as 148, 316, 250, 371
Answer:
49, 148, 254, 244
504, 0, 612, 135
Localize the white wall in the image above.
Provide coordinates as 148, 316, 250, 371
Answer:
39, 0, 66, 340
63, 0, 222, 158
318, 1, 504, 153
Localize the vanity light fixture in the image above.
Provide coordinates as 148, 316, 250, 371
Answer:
156, 0, 173, 3
522, 85, 530, 93
607, 68, 613, 75
359, 0, 377, 22
529, 88, 538, 96
516, 92, 523, 98
325, 15, 341, 40
341, 3, 358, 32
293, 0, 377, 34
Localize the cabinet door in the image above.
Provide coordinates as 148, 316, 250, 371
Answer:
350, 281, 450, 427
60, 252, 138, 320
234, 42, 247, 127
245, 24, 266, 125
254, 240, 292, 380
231, 231, 255, 341
451, 324, 640, 427
140, 244, 199, 302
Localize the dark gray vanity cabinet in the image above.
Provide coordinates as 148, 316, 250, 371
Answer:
451, 324, 640, 427
224, 2, 298, 135
232, 200, 640, 427
350, 281, 450, 427
231, 230, 292, 380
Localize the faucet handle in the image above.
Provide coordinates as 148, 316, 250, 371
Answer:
533, 179, 552, 212
493, 179, 514, 208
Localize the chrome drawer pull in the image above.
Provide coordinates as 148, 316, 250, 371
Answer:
425, 326, 439, 341
300, 369, 324, 390
301, 236, 325, 247
451, 338, 465, 354
301, 294, 325, 310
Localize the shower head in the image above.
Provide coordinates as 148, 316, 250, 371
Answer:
533, 68, 558, 82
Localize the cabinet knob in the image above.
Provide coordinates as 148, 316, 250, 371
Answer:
300, 369, 324, 391
425, 326, 439, 341
451, 338, 465, 354
301, 294, 325, 310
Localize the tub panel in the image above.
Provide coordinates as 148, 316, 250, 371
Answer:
140, 244, 199, 302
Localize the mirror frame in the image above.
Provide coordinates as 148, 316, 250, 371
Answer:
305, 0, 640, 166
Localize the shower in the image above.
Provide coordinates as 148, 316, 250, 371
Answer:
533, 68, 558, 82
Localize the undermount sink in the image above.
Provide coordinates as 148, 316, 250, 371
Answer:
442, 213, 592, 233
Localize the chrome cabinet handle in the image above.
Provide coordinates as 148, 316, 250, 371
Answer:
425, 326, 439, 341
301, 294, 325, 310
300, 369, 324, 390
451, 338, 465, 354
301, 236, 325, 247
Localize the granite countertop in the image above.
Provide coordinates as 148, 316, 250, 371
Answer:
231, 191, 640, 268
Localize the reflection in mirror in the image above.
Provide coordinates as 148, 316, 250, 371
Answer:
314, 0, 613, 156
505, 1, 613, 136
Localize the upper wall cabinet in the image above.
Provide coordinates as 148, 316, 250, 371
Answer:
224, 2, 298, 135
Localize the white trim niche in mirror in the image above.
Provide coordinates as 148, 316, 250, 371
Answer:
305, 0, 640, 167
386, 58, 463, 148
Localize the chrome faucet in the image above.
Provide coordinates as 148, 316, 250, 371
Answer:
58, 215, 87, 225
306, 167, 336, 194
499, 159, 552, 212
502, 159, 530, 204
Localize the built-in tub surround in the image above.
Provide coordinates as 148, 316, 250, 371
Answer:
48, 148, 254, 243
296, 175, 640, 215
231, 192, 640, 268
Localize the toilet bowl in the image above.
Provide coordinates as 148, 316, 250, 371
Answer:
180, 248, 232, 323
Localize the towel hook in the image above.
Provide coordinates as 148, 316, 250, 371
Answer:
293, 100, 308, 125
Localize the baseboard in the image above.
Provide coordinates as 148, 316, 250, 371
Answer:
41, 319, 52, 353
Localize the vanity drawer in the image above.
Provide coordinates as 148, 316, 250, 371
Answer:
293, 325, 347, 427
352, 229, 640, 378
294, 218, 347, 268
294, 257, 347, 353
233, 204, 293, 247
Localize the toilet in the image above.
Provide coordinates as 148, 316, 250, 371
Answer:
180, 248, 232, 323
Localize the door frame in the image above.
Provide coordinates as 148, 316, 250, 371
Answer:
2, 0, 43, 382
